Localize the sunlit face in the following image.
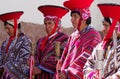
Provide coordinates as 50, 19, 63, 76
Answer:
4, 23, 14, 36
44, 20, 55, 35
115, 26, 120, 38
71, 13, 81, 29
102, 21, 111, 36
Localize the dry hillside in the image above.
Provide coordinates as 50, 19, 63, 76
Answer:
0, 21, 75, 47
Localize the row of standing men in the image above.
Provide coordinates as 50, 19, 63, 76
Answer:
0, 0, 120, 79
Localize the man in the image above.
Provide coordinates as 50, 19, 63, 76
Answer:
83, 17, 112, 79
56, 0, 101, 79
0, 11, 32, 79
83, 3, 120, 79
101, 17, 112, 39
33, 5, 69, 79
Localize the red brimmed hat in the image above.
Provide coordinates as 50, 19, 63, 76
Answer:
0, 11, 23, 22
98, 3, 120, 19
63, 0, 93, 10
97, 3, 120, 49
63, 0, 93, 20
0, 11, 24, 53
0, 11, 23, 38
0, 11, 24, 35
38, 5, 69, 19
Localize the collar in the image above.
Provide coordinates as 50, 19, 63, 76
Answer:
79, 25, 93, 34
49, 32, 58, 39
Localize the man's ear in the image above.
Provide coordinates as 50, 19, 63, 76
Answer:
81, 20, 86, 24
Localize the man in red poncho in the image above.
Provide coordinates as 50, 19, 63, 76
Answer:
33, 5, 69, 79
56, 0, 101, 79
83, 3, 120, 79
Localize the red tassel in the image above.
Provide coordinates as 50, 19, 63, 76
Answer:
30, 55, 34, 79
6, 19, 18, 53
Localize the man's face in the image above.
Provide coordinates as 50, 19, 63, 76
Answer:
102, 21, 111, 37
4, 23, 14, 36
115, 24, 120, 38
71, 13, 81, 29
44, 20, 55, 35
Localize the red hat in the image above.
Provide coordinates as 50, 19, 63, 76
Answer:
98, 3, 120, 19
0, 11, 23, 22
97, 3, 120, 48
38, 5, 69, 19
63, 0, 93, 10
63, 0, 93, 20
0, 11, 24, 37
0, 11, 24, 53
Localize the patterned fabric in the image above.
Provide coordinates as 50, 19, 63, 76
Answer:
83, 39, 120, 79
59, 25, 101, 79
2, 71, 12, 79
35, 32, 68, 79
0, 33, 32, 79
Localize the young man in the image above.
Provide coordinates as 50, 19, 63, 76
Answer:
101, 17, 112, 39
56, 0, 101, 79
0, 11, 32, 79
83, 17, 112, 79
83, 3, 120, 79
33, 5, 69, 79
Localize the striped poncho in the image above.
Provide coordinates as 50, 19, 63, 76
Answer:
35, 32, 68, 79
0, 33, 32, 79
59, 25, 101, 79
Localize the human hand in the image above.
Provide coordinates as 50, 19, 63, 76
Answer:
27, 55, 35, 66
57, 72, 67, 79
33, 66, 41, 75
56, 59, 62, 72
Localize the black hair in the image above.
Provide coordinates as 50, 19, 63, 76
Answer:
4, 21, 14, 27
18, 23, 21, 29
71, 11, 91, 25
70, 10, 80, 16
86, 17, 91, 25
4, 21, 21, 29
104, 17, 111, 25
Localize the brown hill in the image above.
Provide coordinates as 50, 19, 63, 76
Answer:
0, 21, 74, 47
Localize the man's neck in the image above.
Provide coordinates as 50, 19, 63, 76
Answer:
79, 24, 88, 31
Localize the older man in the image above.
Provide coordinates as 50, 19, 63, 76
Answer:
33, 5, 69, 79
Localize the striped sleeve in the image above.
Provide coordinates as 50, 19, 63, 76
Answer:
60, 37, 71, 64
83, 45, 99, 79
63, 36, 101, 79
